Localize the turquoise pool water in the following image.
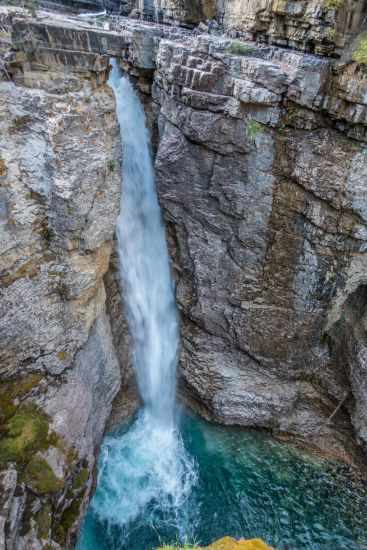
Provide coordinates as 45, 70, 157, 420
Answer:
78, 411, 367, 550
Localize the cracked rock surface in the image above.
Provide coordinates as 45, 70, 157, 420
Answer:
0, 24, 121, 547
151, 34, 367, 465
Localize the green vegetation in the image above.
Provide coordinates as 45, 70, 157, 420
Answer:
107, 159, 118, 173
54, 497, 83, 545
227, 40, 254, 56
0, 405, 49, 463
157, 543, 200, 549
352, 33, 367, 65
156, 536, 201, 550
158, 546, 200, 550
73, 466, 89, 490
57, 350, 68, 361
324, 0, 343, 9
0, 373, 86, 544
0, 374, 77, 489
23, 455, 64, 494
0, 374, 42, 429
246, 120, 264, 141
35, 503, 52, 539
326, 27, 336, 42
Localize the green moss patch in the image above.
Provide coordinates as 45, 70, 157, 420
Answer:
54, 497, 83, 545
324, 0, 343, 9
352, 33, 367, 65
0, 373, 42, 426
57, 351, 68, 361
227, 40, 254, 56
0, 405, 49, 464
72, 467, 89, 491
23, 455, 64, 494
107, 159, 117, 173
35, 502, 52, 539
246, 120, 264, 141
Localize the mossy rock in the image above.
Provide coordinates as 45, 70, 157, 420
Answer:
0, 405, 49, 464
0, 374, 43, 425
246, 120, 264, 141
323, 0, 343, 8
23, 455, 64, 494
54, 498, 83, 545
352, 33, 367, 65
227, 40, 254, 56
57, 351, 68, 361
72, 466, 89, 491
0, 374, 42, 416
35, 502, 52, 539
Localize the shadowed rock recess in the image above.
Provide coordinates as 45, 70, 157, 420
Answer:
0, 0, 367, 547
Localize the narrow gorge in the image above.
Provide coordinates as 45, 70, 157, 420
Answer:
0, 0, 367, 548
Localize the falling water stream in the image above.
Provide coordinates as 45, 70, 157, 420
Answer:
77, 63, 367, 550
78, 59, 196, 545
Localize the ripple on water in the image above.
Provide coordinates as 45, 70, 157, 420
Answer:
78, 411, 367, 550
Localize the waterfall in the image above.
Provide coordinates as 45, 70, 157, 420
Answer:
82, 60, 196, 538
109, 60, 178, 429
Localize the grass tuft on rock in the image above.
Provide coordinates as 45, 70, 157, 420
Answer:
246, 120, 264, 141
35, 502, 52, 539
54, 497, 83, 545
23, 455, 64, 494
0, 405, 49, 464
72, 466, 89, 491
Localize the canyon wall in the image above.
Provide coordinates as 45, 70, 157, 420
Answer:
0, 11, 122, 548
145, 2, 367, 464
152, 0, 366, 54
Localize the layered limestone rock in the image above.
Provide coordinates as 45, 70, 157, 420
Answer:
152, 34, 367, 464
0, 12, 121, 548
126, 0, 366, 57
216, 0, 366, 55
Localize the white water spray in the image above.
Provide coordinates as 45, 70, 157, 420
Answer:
89, 60, 196, 535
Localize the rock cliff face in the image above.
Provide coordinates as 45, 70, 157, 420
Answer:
144, 5, 367, 463
1, 2, 367, 547
121, 0, 367, 56
0, 10, 121, 547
